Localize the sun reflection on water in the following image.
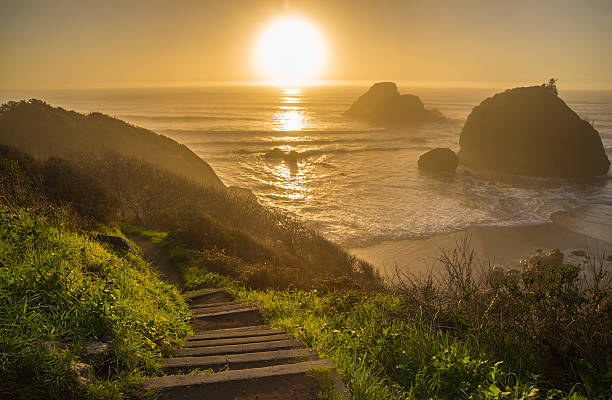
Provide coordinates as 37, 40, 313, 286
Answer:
274, 88, 308, 131
263, 88, 323, 203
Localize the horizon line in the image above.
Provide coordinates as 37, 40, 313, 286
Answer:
2, 79, 612, 92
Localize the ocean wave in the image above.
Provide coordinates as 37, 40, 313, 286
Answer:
162, 128, 384, 136
120, 114, 260, 122
260, 146, 407, 162
202, 136, 424, 148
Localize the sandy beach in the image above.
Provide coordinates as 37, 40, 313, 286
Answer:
349, 204, 612, 280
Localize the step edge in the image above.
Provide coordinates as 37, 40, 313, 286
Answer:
142, 359, 334, 389
182, 288, 232, 300
171, 339, 304, 357
183, 333, 291, 348
192, 307, 258, 318
185, 328, 284, 341
160, 348, 318, 367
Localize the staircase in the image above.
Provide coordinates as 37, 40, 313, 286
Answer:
141, 288, 349, 399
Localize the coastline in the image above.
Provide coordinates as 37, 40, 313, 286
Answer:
349, 204, 612, 280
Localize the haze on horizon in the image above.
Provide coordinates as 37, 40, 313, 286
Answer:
1, 0, 611, 90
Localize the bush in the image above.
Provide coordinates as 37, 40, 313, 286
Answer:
1, 144, 381, 291
393, 237, 611, 397
0, 145, 116, 225
42, 157, 116, 223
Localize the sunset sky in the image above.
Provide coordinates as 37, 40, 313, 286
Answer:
1, 0, 611, 89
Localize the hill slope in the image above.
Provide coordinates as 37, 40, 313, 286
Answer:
0, 99, 223, 188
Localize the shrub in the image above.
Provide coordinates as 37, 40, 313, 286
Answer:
0, 145, 116, 225
393, 237, 611, 397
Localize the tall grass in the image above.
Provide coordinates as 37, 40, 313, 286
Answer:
0, 209, 191, 399
1, 144, 381, 290
151, 229, 610, 400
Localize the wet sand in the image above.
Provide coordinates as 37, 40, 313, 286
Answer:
349, 204, 612, 280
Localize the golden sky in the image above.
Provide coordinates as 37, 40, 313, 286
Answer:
1, 0, 611, 89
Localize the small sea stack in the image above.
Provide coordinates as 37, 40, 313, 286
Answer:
344, 82, 449, 125
418, 148, 459, 173
458, 83, 610, 178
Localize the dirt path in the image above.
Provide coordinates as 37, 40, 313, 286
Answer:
126, 234, 184, 291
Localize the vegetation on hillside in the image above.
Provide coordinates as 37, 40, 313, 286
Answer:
158, 235, 611, 400
0, 99, 223, 187
0, 143, 379, 290
0, 209, 190, 399
1, 103, 609, 399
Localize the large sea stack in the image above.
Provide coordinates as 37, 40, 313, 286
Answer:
458, 85, 610, 178
345, 82, 448, 125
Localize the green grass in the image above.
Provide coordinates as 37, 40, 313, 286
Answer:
0, 209, 191, 399
242, 290, 546, 400
146, 231, 598, 400
307, 367, 345, 400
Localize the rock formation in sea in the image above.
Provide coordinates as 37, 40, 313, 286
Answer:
264, 148, 300, 168
458, 85, 610, 178
344, 82, 449, 125
417, 148, 459, 172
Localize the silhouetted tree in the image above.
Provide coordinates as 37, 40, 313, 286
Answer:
544, 78, 558, 96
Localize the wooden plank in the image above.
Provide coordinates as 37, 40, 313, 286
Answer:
160, 348, 317, 369
185, 327, 283, 341
192, 307, 258, 319
190, 303, 253, 313
183, 333, 291, 348
189, 301, 243, 310
141, 359, 334, 389
171, 339, 304, 357
182, 288, 230, 300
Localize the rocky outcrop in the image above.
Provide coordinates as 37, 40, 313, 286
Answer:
418, 148, 459, 172
344, 82, 449, 125
458, 85, 610, 178
82, 340, 115, 368
522, 248, 565, 268
71, 362, 93, 386
264, 148, 300, 168
265, 148, 300, 163
96, 234, 137, 254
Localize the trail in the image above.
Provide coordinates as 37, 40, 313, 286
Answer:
131, 235, 349, 400
126, 234, 184, 291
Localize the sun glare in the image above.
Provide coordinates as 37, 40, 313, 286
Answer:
254, 17, 327, 85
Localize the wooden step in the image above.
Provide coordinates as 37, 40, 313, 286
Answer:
186, 326, 282, 341
142, 359, 334, 392
190, 302, 252, 313
183, 333, 291, 348
171, 339, 304, 357
189, 301, 243, 310
182, 288, 229, 300
192, 307, 258, 319
160, 348, 318, 371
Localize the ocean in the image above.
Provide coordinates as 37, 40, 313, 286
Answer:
2, 85, 611, 251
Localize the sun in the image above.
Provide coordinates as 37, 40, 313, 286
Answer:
254, 16, 327, 84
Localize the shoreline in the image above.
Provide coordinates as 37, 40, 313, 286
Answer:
348, 204, 612, 280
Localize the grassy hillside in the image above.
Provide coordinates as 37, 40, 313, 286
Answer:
0, 99, 223, 188
155, 233, 611, 400
1, 103, 609, 399
0, 209, 190, 399
0, 143, 379, 290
